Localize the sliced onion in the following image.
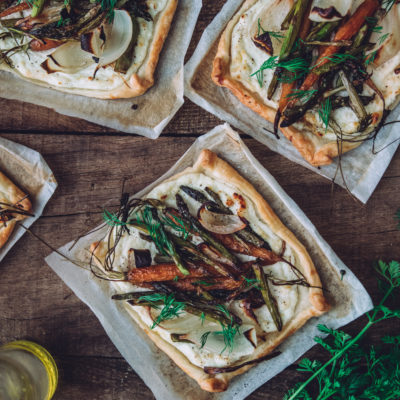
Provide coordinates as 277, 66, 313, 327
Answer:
309, 0, 351, 22
41, 41, 95, 74
198, 204, 247, 235
98, 9, 133, 67
148, 308, 203, 333
41, 9, 133, 74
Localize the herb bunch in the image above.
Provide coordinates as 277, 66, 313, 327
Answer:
284, 259, 400, 400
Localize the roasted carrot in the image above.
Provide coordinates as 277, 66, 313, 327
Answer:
30, 38, 63, 51
168, 277, 242, 292
0, 2, 30, 18
126, 263, 206, 284
286, 0, 379, 103
275, 2, 312, 134
212, 233, 282, 264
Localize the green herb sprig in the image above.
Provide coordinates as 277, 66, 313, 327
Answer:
138, 293, 186, 329
257, 18, 285, 41
284, 259, 400, 400
251, 56, 309, 87
318, 97, 332, 133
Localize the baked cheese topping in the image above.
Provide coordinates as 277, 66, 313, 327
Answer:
229, 0, 400, 141
0, 0, 167, 91
105, 172, 306, 368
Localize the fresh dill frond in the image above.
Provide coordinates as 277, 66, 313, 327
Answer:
96, 0, 117, 21
197, 305, 240, 353
379, 32, 390, 45
103, 209, 127, 226
318, 97, 332, 133
160, 213, 189, 239
136, 206, 169, 255
285, 89, 317, 102
173, 275, 179, 282
320, 53, 358, 65
372, 25, 383, 33
214, 322, 240, 354
200, 312, 205, 325
365, 50, 377, 66
251, 56, 309, 87
242, 276, 260, 289
268, 31, 286, 41
365, 16, 378, 26
139, 293, 186, 329
257, 18, 266, 36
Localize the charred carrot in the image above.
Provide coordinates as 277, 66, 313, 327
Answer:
286, 0, 379, 102
126, 263, 205, 284
0, 2, 30, 18
169, 277, 242, 292
212, 233, 282, 264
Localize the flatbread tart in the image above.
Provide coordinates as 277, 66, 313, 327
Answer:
90, 149, 329, 392
212, 0, 400, 166
0, 171, 32, 249
0, 0, 178, 99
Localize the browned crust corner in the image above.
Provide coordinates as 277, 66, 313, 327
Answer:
0, 171, 32, 249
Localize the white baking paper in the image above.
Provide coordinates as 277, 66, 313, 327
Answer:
0, 1, 202, 138
184, 0, 400, 203
45, 123, 373, 400
0, 137, 57, 262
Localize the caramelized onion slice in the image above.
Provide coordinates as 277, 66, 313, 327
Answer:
309, 0, 352, 22
148, 308, 202, 333
98, 9, 133, 67
198, 204, 247, 235
41, 41, 95, 74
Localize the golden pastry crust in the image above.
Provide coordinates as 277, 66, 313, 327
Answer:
91, 149, 329, 392
0, 0, 178, 99
211, 0, 397, 166
0, 171, 32, 249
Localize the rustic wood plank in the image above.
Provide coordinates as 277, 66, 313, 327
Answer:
0, 0, 400, 397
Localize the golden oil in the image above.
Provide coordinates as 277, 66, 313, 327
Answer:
0, 340, 58, 400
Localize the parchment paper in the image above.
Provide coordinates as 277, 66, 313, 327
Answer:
184, 0, 400, 203
45, 124, 373, 400
0, 1, 202, 138
0, 137, 57, 263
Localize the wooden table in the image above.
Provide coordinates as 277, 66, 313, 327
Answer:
0, 2, 399, 399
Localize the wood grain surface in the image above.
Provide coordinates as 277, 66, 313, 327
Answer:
0, 1, 399, 399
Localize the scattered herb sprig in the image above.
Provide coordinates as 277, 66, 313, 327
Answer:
318, 97, 332, 133
284, 259, 400, 400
